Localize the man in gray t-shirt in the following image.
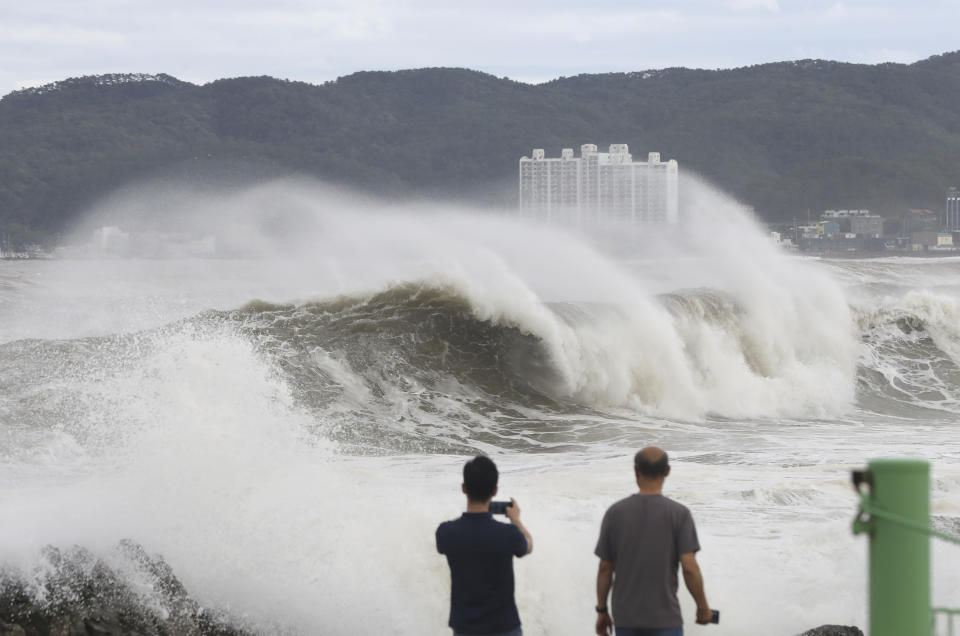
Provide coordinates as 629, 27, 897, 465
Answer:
594, 447, 711, 636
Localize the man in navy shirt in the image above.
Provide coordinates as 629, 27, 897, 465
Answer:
436, 456, 534, 636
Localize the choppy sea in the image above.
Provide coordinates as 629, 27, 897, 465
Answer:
2, 187, 958, 634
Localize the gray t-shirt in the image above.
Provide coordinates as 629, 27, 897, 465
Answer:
594, 493, 700, 628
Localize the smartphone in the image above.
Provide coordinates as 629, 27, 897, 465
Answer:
489, 500, 512, 515
711, 609, 720, 624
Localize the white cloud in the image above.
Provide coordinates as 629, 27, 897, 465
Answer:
824, 2, 849, 18
1, 0, 959, 95
727, 0, 780, 12
222, 4, 394, 40
0, 23, 124, 47
472, 7, 684, 45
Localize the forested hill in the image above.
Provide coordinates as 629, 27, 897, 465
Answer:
3, 53, 960, 244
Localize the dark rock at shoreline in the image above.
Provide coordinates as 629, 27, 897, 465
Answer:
2, 539, 878, 636
799, 626, 865, 636
0, 540, 251, 636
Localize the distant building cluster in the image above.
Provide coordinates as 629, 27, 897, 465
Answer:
518, 144, 678, 226
781, 191, 960, 254
806, 209, 884, 237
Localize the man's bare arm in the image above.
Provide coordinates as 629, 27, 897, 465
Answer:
595, 559, 614, 635
596, 559, 613, 609
680, 552, 712, 625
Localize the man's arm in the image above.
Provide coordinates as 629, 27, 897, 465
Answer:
505, 498, 533, 554
595, 559, 614, 636
680, 552, 712, 625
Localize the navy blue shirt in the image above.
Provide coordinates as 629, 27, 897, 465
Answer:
436, 512, 528, 634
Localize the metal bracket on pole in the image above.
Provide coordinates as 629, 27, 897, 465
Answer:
852, 469, 874, 536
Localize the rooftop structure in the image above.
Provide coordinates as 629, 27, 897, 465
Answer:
823, 209, 872, 217
518, 144, 679, 226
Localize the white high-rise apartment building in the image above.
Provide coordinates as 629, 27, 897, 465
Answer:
946, 187, 960, 232
518, 144, 679, 225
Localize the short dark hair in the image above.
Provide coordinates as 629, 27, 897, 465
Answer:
463, 455, 498, 501
635, 450, 669, 478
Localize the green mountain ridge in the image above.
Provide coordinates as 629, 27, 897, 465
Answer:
3, 52, 960, 245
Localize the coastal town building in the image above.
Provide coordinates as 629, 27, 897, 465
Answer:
910, 231, 955, 251
822, 209, 883, 238
946, 188, 960, 232
789, 209, 887, 253
518, 144, 679, 226
901, 209, 940, 234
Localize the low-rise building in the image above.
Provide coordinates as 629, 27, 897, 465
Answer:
902, 209, 939, 234
851, 215, 883, 238
911, 231, 954, 250
822, 220, 840, 236
821, 209, 883, 238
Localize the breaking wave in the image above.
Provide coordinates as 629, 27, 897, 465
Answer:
855, 289, 960, 415
1, 273, 866, 457
12, 269, 960, 458
226, 274, 861, 435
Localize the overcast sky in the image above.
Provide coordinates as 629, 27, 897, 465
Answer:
2, 0, 959, 95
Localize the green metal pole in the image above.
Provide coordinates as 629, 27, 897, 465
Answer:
868, 458, 931, 636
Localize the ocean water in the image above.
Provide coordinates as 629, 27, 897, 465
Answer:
1, 186, 959, 635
